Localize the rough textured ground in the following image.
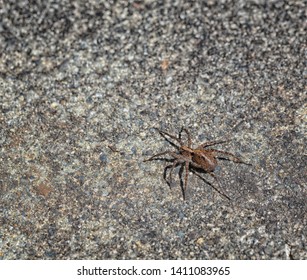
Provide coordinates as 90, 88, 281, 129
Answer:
0, 0, 306, 259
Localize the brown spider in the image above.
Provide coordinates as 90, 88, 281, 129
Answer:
144, 128, 251, 200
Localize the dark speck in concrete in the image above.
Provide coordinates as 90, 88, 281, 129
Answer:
99, 153, 108, 164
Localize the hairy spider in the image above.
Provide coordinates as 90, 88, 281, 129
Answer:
144, 128, 251, 200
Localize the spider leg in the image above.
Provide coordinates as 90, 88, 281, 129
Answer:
210, 149, 252, 165
168, 159, 183, 187
199, 119, 246, 148
183, 161, 190, 200
156, 128, 184, 146
198, 139, 231, 148
167, 154, 191, 199
143, 151, 176, 162
180, 127, 192, 147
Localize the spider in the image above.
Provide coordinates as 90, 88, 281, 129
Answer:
144, 127, 251, 200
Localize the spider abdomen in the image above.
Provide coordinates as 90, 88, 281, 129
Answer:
192, 150, 217, 172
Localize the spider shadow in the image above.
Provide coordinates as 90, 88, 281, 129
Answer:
189, 167, 231, 201
190, 157, 252, 201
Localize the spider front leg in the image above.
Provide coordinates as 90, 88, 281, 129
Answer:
210, 149, 252, 165
179, 127, 192, 147
198, 139, 231, 148
143, 151, 176, 162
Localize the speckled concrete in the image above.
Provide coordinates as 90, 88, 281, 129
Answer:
0, 0, 306, 259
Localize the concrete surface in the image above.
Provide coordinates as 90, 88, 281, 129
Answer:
0, 0, 306, 259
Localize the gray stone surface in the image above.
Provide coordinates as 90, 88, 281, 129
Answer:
0, 0, 306, 259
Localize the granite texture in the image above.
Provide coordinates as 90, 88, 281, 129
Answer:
0, 0, 306, 259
